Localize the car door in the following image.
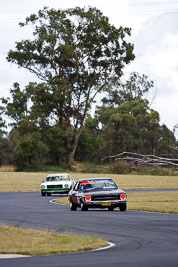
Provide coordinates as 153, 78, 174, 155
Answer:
69, 182, 81, 206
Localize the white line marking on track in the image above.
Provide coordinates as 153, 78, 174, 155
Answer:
49, 198, 67, 205
49, 199, 116, 253
0, 254, 30, 259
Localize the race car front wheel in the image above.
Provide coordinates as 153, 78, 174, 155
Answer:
70, 202, 77, 211
80, 202, 88, 211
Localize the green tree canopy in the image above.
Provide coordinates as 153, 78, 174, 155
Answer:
6, 6, 135, 162
101, 72, 154, 106
93, 72, 176, 159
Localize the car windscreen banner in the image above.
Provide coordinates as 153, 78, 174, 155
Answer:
81, 179, 114, 184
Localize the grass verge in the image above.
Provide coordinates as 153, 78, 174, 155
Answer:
127, 191, 178, 214
0, 172, 178, 192
0, 226, 107, 256
55, 192, 178, 214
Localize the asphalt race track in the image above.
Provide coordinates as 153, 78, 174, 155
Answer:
0, 191, 178, 267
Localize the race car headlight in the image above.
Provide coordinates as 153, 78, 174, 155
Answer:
85, 195, 91, 201
65, 184, 69, 188
41, 185, 45, 189
120, 194, 126, 200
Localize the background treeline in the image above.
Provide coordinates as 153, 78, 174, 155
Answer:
0, 72, 177, 171
0, 7, 178, 172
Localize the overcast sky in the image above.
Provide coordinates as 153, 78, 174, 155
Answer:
1, 0, 178, 136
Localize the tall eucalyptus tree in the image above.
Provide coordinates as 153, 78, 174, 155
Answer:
7, 6, 135, 162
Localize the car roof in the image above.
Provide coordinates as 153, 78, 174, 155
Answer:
47, 173, 71, 177
77, 177, 114, 182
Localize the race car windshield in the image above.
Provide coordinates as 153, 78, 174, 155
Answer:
80, 179, 118, 192
46, 176, 71, 182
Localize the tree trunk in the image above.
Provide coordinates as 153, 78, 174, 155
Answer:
67, 128, 83, 163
